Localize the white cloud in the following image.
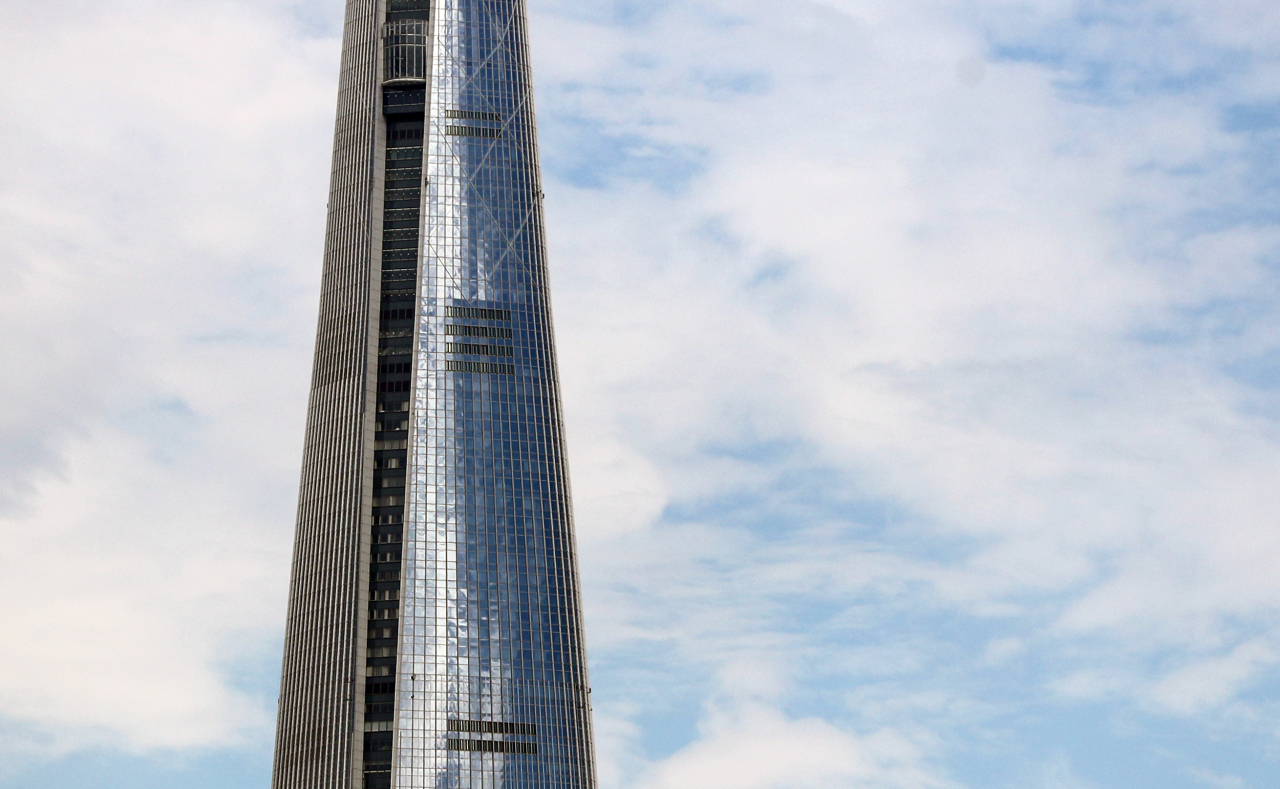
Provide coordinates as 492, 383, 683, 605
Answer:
1, 0, 1279, 783
636, 698, 951, 789
0, 0, 333, 759
1150, 640, 1279, 715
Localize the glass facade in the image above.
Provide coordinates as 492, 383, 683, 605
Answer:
272, 2, 597, 788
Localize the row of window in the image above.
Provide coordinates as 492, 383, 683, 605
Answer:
374, 551, 401, 563
367, 665, 393, 676
379, 362, 412, 374
445, 109, 502, 122
370, 608, 398, 621
390, 128, 424, 140
447, 720, 537, 736
371, 590, 398, 601
387, 0, 430, 12
385, 169, 421, 185
384, 90, 426, 107
373, 533, 401, 545
445, 739, 539, 755
383, 308, 414, 320
388, 146, 422, 160
445, 306, 511, 321
444, 125, 502, 139
364, 720, 395, 732
445, 324, 512, 339
379, 381, 411, 392
445, 361, 516, 375
446, 342, 513, 357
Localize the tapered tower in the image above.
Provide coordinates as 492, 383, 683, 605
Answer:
271, 2, 597, 788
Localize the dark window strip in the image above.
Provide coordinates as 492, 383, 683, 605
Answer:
444, 361, 515, 375
445, 306, 511, 321
445, 109, 502, 122
445, 739, 538, 755
447, 720, 536, 736
444, 324, 511, 339
446, 342, 513, 357
444, 125, 502, 139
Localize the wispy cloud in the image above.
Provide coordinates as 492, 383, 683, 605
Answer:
0, 0, 1278, 786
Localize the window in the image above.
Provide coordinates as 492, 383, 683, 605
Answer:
444, 125, 502, 139
384, 89, 426, 106
387, 147, 422, 160
387, 0, 430, 13
445, 342, 513, 357
375, 439, 407, 450
373, 532, 401, 544
444, 324, 512, 339
447, 720, 536, 736
445, 739, 538, 755
377, 381, 410, 393
370, 589, 399, 601
378, 362, 412, 374
381, 308, 414, 320
385, 167, 421, 182
364, 720, 394, 732
444, 306, 511, 321
375, 456, 404, 468
366, 681, 395, 694
445, 109, 502, 122
444, 361, 515, 375
368, 646, 397, 658
366, 666, 393, 677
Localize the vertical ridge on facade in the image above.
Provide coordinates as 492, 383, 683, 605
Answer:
273, 1, 599, 788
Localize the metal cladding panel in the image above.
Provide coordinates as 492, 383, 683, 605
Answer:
272, 0, 382, 784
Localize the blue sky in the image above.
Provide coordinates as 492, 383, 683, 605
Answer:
1, 0, 1279, 787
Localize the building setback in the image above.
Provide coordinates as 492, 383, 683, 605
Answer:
271, 1, 598, 788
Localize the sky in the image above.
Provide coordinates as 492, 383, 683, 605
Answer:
1, 0, 1279, 787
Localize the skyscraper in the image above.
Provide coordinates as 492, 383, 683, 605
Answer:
271, 1, 597, 788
